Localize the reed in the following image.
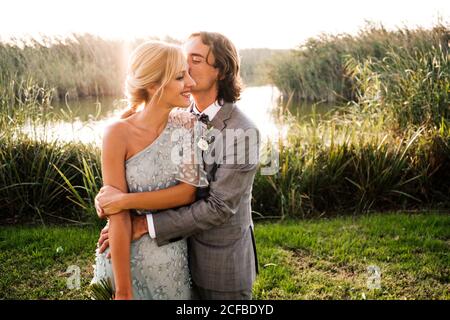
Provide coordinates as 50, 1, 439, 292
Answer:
252, 110, 450, 218
268, 23, 449, 105
0, 80, 101, 225
0, 34, 269, 102
345, 35, 449, 130
1, 82, 449, 223
1, 28, 449, 223
0, 34, 127, 101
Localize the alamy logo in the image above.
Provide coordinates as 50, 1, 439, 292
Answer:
367, 265, 381, 290
170, 127, 280, 175
66, 265, 81, 290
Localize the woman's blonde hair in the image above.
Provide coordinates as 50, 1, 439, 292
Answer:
125, 40, 186, 111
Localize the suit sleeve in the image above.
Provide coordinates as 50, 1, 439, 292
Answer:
152, 127, 260, 246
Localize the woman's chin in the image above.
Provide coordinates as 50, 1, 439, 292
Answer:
177, 102, 191, 108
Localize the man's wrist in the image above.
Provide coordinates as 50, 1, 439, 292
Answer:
142, 214, 149, 234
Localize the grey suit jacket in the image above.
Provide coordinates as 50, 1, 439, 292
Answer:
152, 102, 260, 292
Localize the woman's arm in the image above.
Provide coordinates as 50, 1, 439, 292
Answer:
96, 111, 201, 216
96, 182, 196, 215
101, 122, 132, 299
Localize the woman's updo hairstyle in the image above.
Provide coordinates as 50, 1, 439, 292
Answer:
125, 40, 186, 111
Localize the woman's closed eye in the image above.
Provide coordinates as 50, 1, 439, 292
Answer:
176, 71, 186, 81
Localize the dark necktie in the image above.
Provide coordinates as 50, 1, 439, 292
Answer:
190, 108, 209, 125
198, 113, 210, 125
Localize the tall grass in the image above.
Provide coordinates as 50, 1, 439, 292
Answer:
268, 23, 449, 103
252, 23, 450, 218
0, 34, 128, 100
1, 26, 449, 223
240, 49, 288, 85
0, 78, 449, 223
346, 37, 449, 130
252, 111, 450, 218
0, 80, 101, 225
0, 134, 101, 225
0, 34, 270, 102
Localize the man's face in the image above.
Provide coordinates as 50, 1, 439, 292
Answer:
184, 36, 220, 95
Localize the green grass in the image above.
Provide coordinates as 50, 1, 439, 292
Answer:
253, 212, 450, 299
0, 213, 448, 299
0, 225, 100, 299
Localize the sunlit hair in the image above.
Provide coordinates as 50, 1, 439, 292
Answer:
189, 32, 242, 105
125, 40, 186, 111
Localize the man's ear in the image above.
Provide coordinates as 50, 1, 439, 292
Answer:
217, 70, 225, 81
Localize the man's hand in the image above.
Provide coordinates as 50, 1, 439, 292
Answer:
97, 224, 111, 258
95, 185, 125, 218
97, 215, 149, 259
131, 214, 149, 241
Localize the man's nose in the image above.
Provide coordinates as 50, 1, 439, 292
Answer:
188, 78, 196, 87
187, 74, 196, 87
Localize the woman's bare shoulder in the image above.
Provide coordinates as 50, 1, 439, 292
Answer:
103, 119, 129, 144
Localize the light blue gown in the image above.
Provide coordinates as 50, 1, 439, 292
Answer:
91, 109, 208, 299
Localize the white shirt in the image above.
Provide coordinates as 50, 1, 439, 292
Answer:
190, 101, 221, 119
146, 101, 221, 238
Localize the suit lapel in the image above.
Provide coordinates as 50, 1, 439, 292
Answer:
210, 102, 234, 132
202, 102, 234, 178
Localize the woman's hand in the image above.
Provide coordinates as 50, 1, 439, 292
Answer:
95, 185, 126, 215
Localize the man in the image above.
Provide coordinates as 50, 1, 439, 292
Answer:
96, 32, 260, 299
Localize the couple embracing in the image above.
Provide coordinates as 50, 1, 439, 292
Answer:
91, 32, 260, 300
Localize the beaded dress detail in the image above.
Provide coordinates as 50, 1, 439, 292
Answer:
91, 109, 208, 299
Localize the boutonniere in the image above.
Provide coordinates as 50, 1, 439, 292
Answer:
197, 125, 215, 151
197, 137, 209, 151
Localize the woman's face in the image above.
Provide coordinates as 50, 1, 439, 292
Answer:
159, 63, 196, 108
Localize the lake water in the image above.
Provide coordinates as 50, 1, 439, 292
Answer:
29, 85, 336, 145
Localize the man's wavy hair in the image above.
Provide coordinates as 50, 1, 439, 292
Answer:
189, 32, 243, 105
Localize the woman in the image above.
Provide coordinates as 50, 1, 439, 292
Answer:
91, 40, 207, 300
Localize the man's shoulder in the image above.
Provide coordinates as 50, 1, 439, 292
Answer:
227, 103, 259, 132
